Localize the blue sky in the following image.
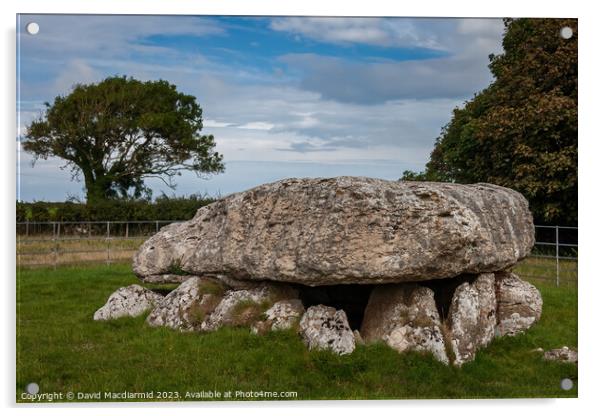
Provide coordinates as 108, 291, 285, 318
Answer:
16, 15, 504, 201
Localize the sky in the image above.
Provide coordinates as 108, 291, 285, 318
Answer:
16, 15, 505, 201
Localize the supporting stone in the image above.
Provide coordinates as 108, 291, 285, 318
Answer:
201, 283, 298, 331
494, 271, 543, 336
94, 284, 163, 321
447, 273, 497, 366
361, 283, 449, 364
298, 305, 355, 355
146, 277, 226, 331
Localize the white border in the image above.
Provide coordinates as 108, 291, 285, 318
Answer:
2, 1, 600, 415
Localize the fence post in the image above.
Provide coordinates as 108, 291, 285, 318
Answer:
125, 222, 129, 239
556, 226, 560, 287
106, 221, 111, 266
156, 220, 159, 233
53, 221, 58, 270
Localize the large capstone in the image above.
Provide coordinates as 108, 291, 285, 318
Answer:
133, 177, 534, 285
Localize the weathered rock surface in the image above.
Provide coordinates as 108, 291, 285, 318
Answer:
139, 274, 196, 284
146, 277, 226, 331
447, 273, 497, 366
133, 177, 534, 286
266, 299, 305, 330
94, 284, 163, 321
543, 346, 578, 364
353, 330, 364, 345
495, 272, 543, 336
251, 299, 305, 334
298, 305, 355, 355
201, 283, 298, 331
361, 284, 448, 364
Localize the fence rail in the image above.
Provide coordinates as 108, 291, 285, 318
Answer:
16, 221, 577, 287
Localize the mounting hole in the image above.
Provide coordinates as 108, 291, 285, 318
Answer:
26, 22, 39, 35
560, 378, 574, 390
560, 26, 573, 40
26, 382, 39, 394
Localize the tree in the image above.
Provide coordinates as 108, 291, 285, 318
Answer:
23, 76, 225, 203
403, 18, 577, 225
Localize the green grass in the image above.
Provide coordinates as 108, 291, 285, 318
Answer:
16, 263, 577, 402
514, 257, 577, 287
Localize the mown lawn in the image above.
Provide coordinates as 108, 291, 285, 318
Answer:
16, 263, 577, 402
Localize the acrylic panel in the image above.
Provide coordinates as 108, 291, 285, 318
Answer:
16, 14, 578, 403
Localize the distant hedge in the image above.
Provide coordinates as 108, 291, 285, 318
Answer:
16, 195, 216, 222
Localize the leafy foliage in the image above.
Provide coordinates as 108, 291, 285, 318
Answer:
23, 76, 224, 203
403, 19, 577, 225
16, 194, 215, 222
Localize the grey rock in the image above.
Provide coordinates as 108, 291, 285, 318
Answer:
201, 283, 298, 331
495, 271, 543, 336
146, 277, 226, 331
353, 330, 364, 345
251, 298, 305, 334
214, 274, 266, 290
138, 274, 196, 284
447, 273, 497, 366
543, 346, 577, 363
133, 177, 534, 285
264, 299, 305, 331
361, 284, 449, 364
94, 284, 163, 321
298, 305, 355, 355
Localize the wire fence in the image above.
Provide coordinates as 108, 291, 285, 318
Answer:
16, 221, 577, 287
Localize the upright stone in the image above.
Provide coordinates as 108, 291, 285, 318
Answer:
146, 277, 226, 331
361, 284, 449, 364
298, 305, 355, 355
201, 283, 298, 331
495, 272, 543, 336
447, 273, 497, 366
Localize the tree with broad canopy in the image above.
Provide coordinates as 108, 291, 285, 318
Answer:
23, 76, 225, 202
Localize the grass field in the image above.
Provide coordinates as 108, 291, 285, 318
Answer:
514, 257, 577, 286
16, 263, 577, 402
17, 237, 145, 266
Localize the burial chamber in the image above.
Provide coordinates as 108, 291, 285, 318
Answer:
96, 177, 542, 365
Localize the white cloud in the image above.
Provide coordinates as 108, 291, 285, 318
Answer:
276, 18, 504, 103
236, 121, 275, 131
203, 119, 233, 128
270, 17, 441, 49
19, 15, 224, 58
457, 18, 505, 37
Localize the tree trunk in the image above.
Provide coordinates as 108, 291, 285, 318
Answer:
84, 174, 112, 203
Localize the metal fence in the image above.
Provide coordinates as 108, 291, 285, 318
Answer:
16, 221, 577, 286
524, 225, 578, 286
16, 220, 181, 268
